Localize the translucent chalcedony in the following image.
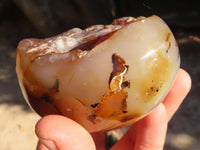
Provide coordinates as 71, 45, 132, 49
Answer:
16, 15, 180, 132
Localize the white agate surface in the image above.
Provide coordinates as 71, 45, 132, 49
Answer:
16, 15, 180, 132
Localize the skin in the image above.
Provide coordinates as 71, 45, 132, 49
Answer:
35, 69, 191, 150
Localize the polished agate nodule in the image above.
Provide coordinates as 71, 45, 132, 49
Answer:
16, 15, 180, 132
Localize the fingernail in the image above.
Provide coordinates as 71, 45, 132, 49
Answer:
39, 138, 57, 150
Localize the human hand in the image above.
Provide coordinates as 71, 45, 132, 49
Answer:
35, 69, 191, 150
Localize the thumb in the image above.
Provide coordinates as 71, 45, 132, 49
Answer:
35, 115, 96, 150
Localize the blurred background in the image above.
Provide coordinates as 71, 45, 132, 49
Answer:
0, 0, 199, 149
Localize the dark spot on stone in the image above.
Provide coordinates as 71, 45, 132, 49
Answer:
150, 86, 160, 94
53, 79, 59, 92
122, 110, 128, 113
40, 95, 54, 104
53, 105, 63, 115
122, 81, 130, 88
166, 42, 171, 53
87, 114, 97, 124
91, 103, 100, 108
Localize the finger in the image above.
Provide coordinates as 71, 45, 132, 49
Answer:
163, 69, 191, 121
35, 115, 96, 150
134, 103, 168, 150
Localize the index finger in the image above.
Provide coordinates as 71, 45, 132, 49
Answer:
162, 68, 191, 121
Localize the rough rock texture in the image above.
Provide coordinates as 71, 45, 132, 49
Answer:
0, 1, 199, 149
